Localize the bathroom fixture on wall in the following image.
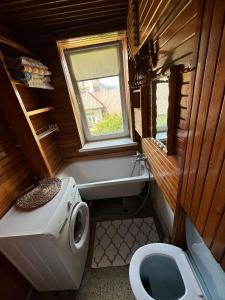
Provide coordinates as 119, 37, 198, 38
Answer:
129, 44, 151, 89
129, 217, 225, 300
128, 39, 158, 89
132, 151, 148, 162
0, 177, 90, 291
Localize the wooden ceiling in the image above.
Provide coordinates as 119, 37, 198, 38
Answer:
0, 0, 129, 39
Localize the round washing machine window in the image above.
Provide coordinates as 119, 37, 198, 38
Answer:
69, 202, 89, 252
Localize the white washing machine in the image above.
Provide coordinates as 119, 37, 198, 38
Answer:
0, 177, 89, 291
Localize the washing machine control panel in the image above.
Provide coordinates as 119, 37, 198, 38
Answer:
67, 182, 82, 211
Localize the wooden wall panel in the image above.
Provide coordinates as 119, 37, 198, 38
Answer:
177, 0, 225, 268
139, 0, 171, 47
133, 0, 200, 210
173, 70, 193, 161
0, 1, 128, 42
0, 108, 32, 300
142, 139, 179, 210
127, 0, 139, 59
0, 24, 32, 300
0, 111, 32, 217
37, 43, 83, 159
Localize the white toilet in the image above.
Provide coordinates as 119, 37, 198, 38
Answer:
129, 218, 225, 300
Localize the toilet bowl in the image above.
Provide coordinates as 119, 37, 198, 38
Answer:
129, 243, 204, 300
129, 218, 225, 300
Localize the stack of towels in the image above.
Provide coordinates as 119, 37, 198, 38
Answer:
6, 56, 54, 90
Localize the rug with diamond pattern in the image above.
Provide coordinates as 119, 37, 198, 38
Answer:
91, 217, 159, 268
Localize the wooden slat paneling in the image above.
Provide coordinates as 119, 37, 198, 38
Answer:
127, 0, 139, 59
0, 111, 32, 216
0, 1, 128, 40
177, 0, 225, 269
142, 138, 179, 210
135, 0, 199, 210
180, 0, 225, 218
0, 24, 31, 300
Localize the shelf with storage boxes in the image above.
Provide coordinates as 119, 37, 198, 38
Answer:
0, 37, 62, 178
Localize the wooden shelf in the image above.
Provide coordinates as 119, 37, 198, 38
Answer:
0, 34, 35, 56
27, 107, 54, 117
12, 79, 26, 86
0, 38, 59, 178
133, 89, 141, 93
12, 80, 54, 90
37, 125, 59, 140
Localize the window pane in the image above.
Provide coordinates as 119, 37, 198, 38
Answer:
78, 76, 125, 136
156, 80, 169, 143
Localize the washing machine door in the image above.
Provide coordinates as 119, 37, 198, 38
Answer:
69, 202, 89, 252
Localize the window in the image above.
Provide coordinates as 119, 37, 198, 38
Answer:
86, 113, 98, 127
65, 42, 129, 142
155, 77, 169, 143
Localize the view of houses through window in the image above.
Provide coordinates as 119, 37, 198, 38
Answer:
78, 76, 124, 136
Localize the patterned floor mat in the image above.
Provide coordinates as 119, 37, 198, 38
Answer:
92, 217, 159, 268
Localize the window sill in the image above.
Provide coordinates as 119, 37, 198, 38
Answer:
79, 138, 137, 153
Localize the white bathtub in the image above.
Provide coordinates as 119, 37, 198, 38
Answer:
58, 156, 151, 200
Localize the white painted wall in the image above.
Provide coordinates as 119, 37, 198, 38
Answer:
150, 180, 174, 237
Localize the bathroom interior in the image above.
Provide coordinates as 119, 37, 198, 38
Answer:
0, 0, 224, 299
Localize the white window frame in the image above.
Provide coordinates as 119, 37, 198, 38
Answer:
65, 41, 129, 142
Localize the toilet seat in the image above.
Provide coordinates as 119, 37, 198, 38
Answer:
129, 243, 205, 300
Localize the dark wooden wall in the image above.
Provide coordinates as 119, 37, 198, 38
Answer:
0, 24, 32, 300
128, 0, 225, 270
127, 0, 199, 210
0, 111, 32, 216
0, 24, 33, 219
178, 0, 225, 267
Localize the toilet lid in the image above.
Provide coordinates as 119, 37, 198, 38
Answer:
129, 243, 205, 300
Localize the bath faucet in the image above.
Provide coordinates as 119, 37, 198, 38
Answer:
133, 151, 147, 162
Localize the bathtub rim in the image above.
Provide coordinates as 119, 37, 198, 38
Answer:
76, 172, 153, 190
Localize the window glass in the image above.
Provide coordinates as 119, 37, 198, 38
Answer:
78, 76, 124, 136
156, 78, 169, 145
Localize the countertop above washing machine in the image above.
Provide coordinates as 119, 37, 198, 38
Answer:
0, 177, 77, 238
